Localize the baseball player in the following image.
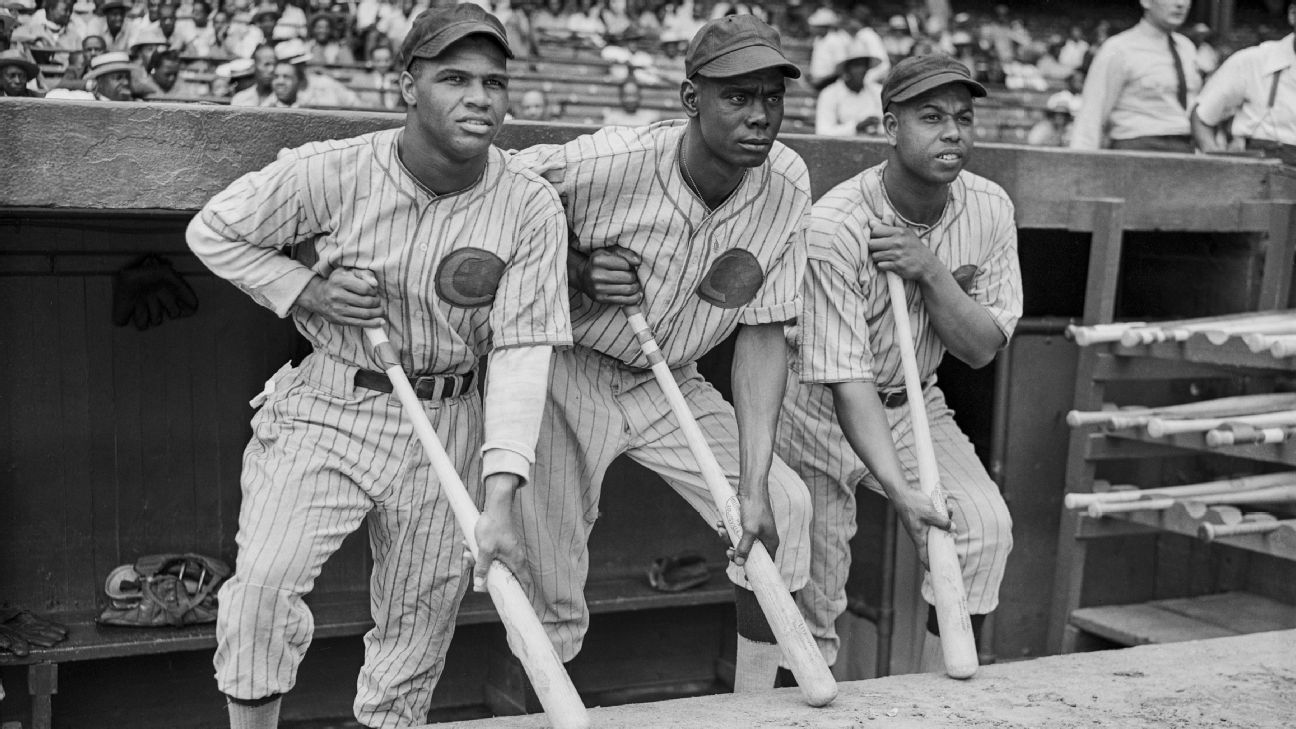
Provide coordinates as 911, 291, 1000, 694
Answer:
511, 15, 813, 692
776, 54, 1021, 672
186, 6, 571, 728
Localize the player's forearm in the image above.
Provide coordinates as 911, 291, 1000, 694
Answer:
731, 323, 786, 499
481, 472, 522, 517
481, 345, 553, 484
185, 213, 316, 317
827, 381, 909, 496
917, 269, 1006, 369
1190, 109, 1222, 153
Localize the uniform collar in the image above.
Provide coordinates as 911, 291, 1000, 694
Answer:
653, 119, 769, 223
1260, 33, 1296, 76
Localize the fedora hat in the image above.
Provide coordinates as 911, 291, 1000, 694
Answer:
0, 48, 38, 78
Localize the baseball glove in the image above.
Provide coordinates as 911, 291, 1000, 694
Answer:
111, 254, 199, 331
0, 607, 69, 657
97, 553, 231, 628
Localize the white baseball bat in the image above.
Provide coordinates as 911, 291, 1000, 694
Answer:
1065, 393, 1296, 429
363, 327, 589, 729
1063, 472, 1296, 510
1087, 483, 1296, 518
1269, 335, 1296, 358
622, 305, 837, 707
1146, 410, 1296, 438
884, 273, 978, 679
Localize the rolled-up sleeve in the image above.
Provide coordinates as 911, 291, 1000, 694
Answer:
739, 216, 808, 325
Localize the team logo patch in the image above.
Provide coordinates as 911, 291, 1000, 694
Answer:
435, 247, 505, 308
953, 264, 979, 295
696, 249, 765, 309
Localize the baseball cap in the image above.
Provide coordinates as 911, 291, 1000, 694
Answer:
685, 14, 799, 79
400, 3, 513, 70
274, 38, 311, 64
881, 54, 986, 109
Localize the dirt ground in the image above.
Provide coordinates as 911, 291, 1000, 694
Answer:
430, 629, 1296, 729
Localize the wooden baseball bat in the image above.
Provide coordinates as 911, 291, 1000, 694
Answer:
884, 273, 978, 680
621, 306, 837, 706
1242, 332, 1296, 353
1067, 322, 1148, 346
1111, 311, 1294, 347
363, 327, 589, 729
1146, 410, 1296, 438
1205, 424, 1295, 447
1268, 335, 1296, 358
1203, 318, 1296, 346
1087, 483, 1296, 518
1065, 393, 1296, 429
1200, 514, 1296, 541
1063, 471, 1296, 510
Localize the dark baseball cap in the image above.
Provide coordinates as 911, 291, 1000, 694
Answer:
400, 3, 513, 69
685, 15, 800, 79
881, 54, 986, 109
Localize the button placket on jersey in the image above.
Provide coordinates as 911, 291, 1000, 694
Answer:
403, 201, 439, 366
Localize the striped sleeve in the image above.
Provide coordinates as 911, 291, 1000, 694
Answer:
489, 187, 574, 349
186, 153, 318, 317
970, 195, 1022, 342
509, 143, 572, 205
798, 221, 876, 384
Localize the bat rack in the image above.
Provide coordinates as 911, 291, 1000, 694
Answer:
1047, 198, 1296, 654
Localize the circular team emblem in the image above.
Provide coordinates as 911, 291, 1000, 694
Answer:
435, 247, 506, 308
695, 249, 765, 309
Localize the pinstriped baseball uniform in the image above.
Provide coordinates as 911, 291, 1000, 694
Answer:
188, 129, 571, 728
511, 119, 813, 661
775, 162, 1021, 666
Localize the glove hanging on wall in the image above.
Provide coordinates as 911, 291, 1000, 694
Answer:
111, 254, 199, 330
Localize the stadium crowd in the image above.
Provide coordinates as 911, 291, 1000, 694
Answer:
0, 0, 1292, 158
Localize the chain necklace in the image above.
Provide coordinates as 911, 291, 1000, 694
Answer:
678, 130, 746, 211
880, 165, 949, 236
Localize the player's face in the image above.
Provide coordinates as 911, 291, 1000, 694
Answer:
884, 84, 974, 186
689, 67, 785, 169
1141, 0, 1190, 31
401, 36, 509, 163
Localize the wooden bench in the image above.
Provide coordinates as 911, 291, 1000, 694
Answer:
1068, 591, 1296, 648
0, 574, 734, 729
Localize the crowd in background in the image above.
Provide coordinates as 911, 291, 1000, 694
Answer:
0, 0, 1292, 153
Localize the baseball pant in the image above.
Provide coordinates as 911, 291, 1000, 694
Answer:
214, 352, 481, 729
775, 372, 1013, 666
519, 346, 813, 661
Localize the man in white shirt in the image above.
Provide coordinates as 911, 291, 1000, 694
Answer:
807, 6, 852, 91
1192, 1, 1296, 164
1070, 0, 1199, 152
815, 40, 884, 136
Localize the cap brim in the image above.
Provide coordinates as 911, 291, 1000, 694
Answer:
839, 54, 882, 68
0, 59, 38, 77
409, 25, 514, 64
695, 45, 800, 79
87, 62, 134, 79
888, 72, 986, 105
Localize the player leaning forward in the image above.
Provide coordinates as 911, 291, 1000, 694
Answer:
777, 54, 1021, 671
187, 6, 571, 728
513, 15, 813, 691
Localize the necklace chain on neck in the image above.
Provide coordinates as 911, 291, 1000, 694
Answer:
881, 165, 949, 234
679, 130, 746, 210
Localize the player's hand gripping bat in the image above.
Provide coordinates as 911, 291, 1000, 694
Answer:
884, 272, 978, 679
363, 326, 589, 729
621, 305, 838, 707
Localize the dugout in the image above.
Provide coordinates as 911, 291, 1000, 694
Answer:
1, 98, 1295, 727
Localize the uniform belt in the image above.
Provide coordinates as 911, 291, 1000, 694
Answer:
353, 368, 475, 400
878, 379, 932, 408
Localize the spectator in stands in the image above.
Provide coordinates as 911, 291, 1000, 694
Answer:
516, 87, 550, 120
272, 0, 308, 39
881, 14, 914, 62
276, 36, 360, 107
129, 24, 166, 68
183, 1, 225, 57
156, 3, 192, 51
815, 39, 884, 136
356, 41, 400, 109
147, 46, 179, 91
599, 0, 633, 41
70, 0, 101, 38
100, 0, 131, 51
233, 2, 279, 58
1027, 93, 1074, 146
532, 0, 570, 39
567, 0, 607, 48
496, 0, 535, 59
54, 32, 103, 86
0, 47, 39, 95
807, 6, 850, 91
1058, 24, 1089, 71
210, 55, 252, 97
24, 0, 81, 64
67, 49, 134, 98
1050, 69, 1085, 116
0, 9, 18, 52
1036, 35, 1073, 81
305, 12, 353, 64
374, 0, 424, 52
850, 4, 890, 85
1187, 22, 1219, 77
601, 77, 657, 125
269, 57, 302, 105
1070, 0, 1199, 152
1192, 1, 1296, 164
980, 3, 1016, 65
230, 41, 274, 104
